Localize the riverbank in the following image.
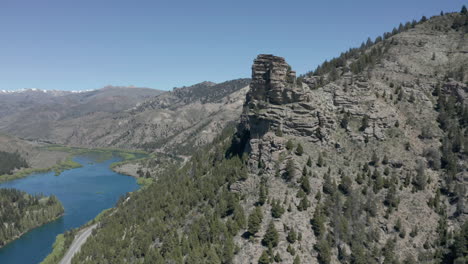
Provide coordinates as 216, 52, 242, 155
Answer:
0, 192, 65, 249
0, 145, 148, 184
0, 154, 141, 264
40, 206, 117, 264
0, 157, 81, 184
0, 212, 64, 250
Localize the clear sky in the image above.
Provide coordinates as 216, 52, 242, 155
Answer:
0, 0, 465, 91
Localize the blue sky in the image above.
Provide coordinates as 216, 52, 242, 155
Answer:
0, 0, 465, 91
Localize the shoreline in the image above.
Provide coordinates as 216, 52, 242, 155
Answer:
0, 211, 64, 250
0, 145, 148, 184
0, 156, 81, 184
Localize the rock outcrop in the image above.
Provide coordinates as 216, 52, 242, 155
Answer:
247, 54, 304, 105
235, 55, 327, 155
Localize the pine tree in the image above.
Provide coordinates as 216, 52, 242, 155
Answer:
286, 140, 294, 151
316, 239, 331, 264
297, 196, 310, 211
373, 170, 384, 193
461, 5, 467, 14
382, 155, 389, 165
338, 175, 353, 195
340, 112, 350, 129
275, 126, 283, 137
296, 143, 304, 156
271, 200, 285, 218
317, 153, 324, 167
311, 206, 326, 238
258, 250, 270, 264
307, 156, 312, 167
262, 222, 279, 247
287, 244, 296, 255
414, 161, 427, 191
284, 159, 295, 182
274, 252, 282, 262
287, 227, 297, 243
360, 115, 370, 131
323, 172, 334, 195
248, 207, 263, 235
409, 91, 416, 103
398, 88, 404, 101
300, 174, 311, 194
258, 184, 267, 206
293, 255, 301, 264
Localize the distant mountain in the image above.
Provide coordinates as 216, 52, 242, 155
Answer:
0, 133, 71, 173
0, 80, 251, 154
0, 86, 164, 142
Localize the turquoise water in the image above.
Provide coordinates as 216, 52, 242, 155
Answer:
0, 154, 140, 264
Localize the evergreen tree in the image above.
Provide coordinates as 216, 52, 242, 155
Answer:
293, 255, 301, 264
287, 244, 296, 255
287, 227, 297, 243
296, 144, 304, 156
382, 155, 389, 165
274, 252, 282, 262
338, 175, 353, 195
316, 239, 331, 264
248, 207, 263, 235
307, 156, 312, 167
311, 206, 326, 238
409, 91, 416, 103
317, 153, 325, 167
271, 200, 285, 219
286, 140, 294, 151
414, 161, 427, 191
462, 5, 467, 14
360, 115, 370, 131
340, 112, 350, 129
262, 222, 279, 248
284, 159, 295, 182
258, 184, 267, 206
323, 172, 335, 195
297, 196, 310, 211
300, 174, 311, 194
258, 250, 270, 264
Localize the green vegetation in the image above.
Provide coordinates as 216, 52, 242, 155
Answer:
248, 206, 264, 235
262, 221, 279, 247
0, 145, 143, 184
40, 231, 76, 264
0, 189, 64, 247
0, 155, 81, 183
298, 16, 423, 85
43, 145, 147, 165
136, 177, 154, 187
73, 126, 249, 263
0, 151, 28, 175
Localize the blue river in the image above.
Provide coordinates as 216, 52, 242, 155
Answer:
0, 154, 140, 264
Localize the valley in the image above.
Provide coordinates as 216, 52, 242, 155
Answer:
0, 4, 467, 264
0, 154, 141, 263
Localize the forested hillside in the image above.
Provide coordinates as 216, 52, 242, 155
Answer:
0, 189, 64, 247
73, 126, 247, 263
71, 8, 467, 264
0, 151, 28, 175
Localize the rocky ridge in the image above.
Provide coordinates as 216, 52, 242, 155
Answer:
231, 13, 468, 262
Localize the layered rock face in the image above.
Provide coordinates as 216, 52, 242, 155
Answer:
236, 54, 326, 151
247, 54, 303, 104
232, 15, 467, 263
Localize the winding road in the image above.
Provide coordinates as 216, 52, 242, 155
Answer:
59, 224, 97, 264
